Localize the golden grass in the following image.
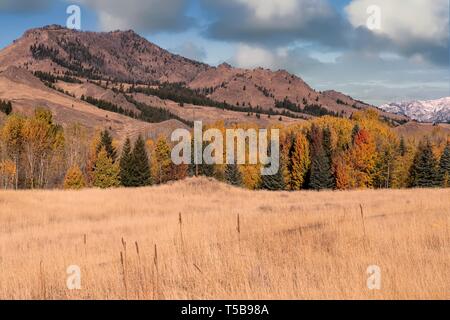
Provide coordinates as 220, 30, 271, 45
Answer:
0, 178, 449, 300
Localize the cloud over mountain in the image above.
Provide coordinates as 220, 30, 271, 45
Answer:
74, 0, 194, 33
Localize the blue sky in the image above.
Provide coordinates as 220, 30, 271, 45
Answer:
0, 0, 448, 105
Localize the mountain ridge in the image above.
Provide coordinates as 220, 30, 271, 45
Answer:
0, 25, 409, 130
379, 97, 450, 123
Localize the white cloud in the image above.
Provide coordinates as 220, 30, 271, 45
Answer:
172, 41, 207, 61
234, 0, 301, 20
74, 0, 193, 33
345, 0, 449, 46
202, 0, 342, 47
232, 44, 276, 69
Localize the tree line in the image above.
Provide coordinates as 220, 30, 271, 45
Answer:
0, 108, 449, 190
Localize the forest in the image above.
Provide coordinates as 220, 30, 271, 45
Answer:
0, 108, 449, 190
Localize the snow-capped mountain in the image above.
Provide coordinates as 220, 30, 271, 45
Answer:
379, 97, 450, 123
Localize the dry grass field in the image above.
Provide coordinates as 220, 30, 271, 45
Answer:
0, 178, 449, 300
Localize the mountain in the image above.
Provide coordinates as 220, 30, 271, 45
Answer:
0, 25, 409, 135
379, 97, 450, 123
0, 24, 209, 83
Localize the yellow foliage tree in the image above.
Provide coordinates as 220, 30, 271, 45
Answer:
0, 159, 16, 189
288, 132, 310, 190
64, 165, 86, 190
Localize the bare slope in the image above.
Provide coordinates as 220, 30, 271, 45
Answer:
0, 66, 187, 140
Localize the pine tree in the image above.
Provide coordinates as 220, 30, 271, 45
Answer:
93, 148, 120, 188
129, 135, 152, 187
0, 100, 12, 115
410, 140, 440, 188
309, 126, 334, 190
259, 143, 285, 190
97, 130, 117, 162
438, 143, 450, 187
225, 161, 242, 186
64, 165, 86, 190
259, 164, 285, 190
119, 138, 133, 187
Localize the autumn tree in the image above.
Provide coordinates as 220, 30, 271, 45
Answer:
288, 132, 310, 190
22, 108, 64, 188
391, 139, 415, 189
153, 136, 173, 184
1, 114, 24, 189
93, 148, 120, 188
64, 165, 86, 190
0, 160, 16, 189
438, 142, 450, 187
347, 128, 377, 188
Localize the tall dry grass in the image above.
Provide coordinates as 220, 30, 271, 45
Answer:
0, 177, 449, 300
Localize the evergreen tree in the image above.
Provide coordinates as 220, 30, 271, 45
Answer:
64, 165, 86, 189
93, 148, 120, 188
225, 161, 242, 186
0, 100, 12, 115
309, 125, 334, 190
410, 140, 440, 188
97, 130, 117, 162
129, 135, 152, 187
119, 137, 133, 187
438, 143, 450, 187
259, 164, 285, 190
259, 143, 285, 190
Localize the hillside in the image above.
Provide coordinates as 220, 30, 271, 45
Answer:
0, 25, 409, 129
0, 66, 187, 141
